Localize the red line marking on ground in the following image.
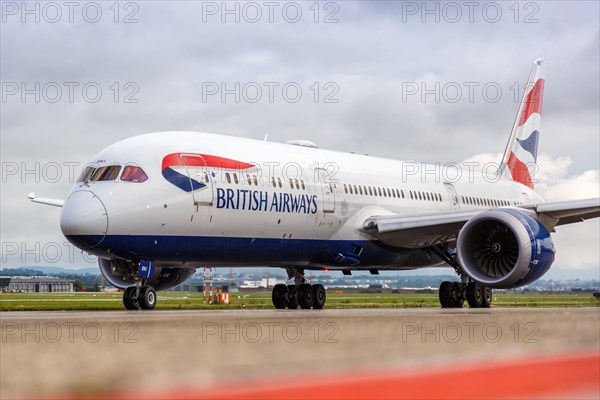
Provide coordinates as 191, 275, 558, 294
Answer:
77, 352, 600, 400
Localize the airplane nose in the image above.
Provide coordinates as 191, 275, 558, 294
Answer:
60, 190, 108, 249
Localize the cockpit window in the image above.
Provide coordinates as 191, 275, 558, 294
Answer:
121, 166, 148, 183
90, 165, 121, 181
77, 166, 96, 182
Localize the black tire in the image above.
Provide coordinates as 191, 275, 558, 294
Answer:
287, 284, 298, 309
482, 286, 493, 308
452, 282, 465, 308
466, 282, 483, 308
312, 284, 326, 309
297, 283, 314, 309
439, 281, 464, 308
272, 284, 287, 309
138, 285, 157, 310
439, 281, 455, 308
123, 287, 139, 310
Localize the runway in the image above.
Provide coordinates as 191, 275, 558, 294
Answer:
1, 308, 599, 399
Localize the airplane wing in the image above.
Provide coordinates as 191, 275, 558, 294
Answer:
27, 193, 64, 207
363, 198, 600, 249
533, 198, 600, 226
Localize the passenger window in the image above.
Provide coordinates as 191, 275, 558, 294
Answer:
225, 173, 231, 184
121, 166, 148, 183
277, 177, 282, 188
349, 185, 354, 194
301, 180, 306, 190
359, 186, 363, 195
233, 174, 239, 184
272, 177, 276, 187
368, 187, 373, 196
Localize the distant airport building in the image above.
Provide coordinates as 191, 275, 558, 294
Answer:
0, 277, 74, 293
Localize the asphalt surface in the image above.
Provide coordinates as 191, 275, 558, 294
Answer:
1, 308, 599, 399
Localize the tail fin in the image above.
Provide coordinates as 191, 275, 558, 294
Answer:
498, 58, 545, 189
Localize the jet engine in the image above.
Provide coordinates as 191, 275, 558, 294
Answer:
457, 209, 555, 288
98, 258, 195, 291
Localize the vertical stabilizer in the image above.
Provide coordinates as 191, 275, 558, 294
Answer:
498, 58, 545, 189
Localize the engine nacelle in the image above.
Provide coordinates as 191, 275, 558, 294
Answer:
457, 209, 555, 289
98, 258, 195, 291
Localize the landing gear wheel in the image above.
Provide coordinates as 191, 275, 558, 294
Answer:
287, 285, 298, 309
482, 286, 493, 308
297, 283, 314, 309
123, 287, 140, 310
272, 284, 288, 309
312, 284, 326, 309
439, 281, 464, 308
452, 282, 465, 308
138, 285, 156, 310
466, 282, 483, 308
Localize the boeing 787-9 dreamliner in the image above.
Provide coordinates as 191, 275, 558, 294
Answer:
29, 59, 600, 310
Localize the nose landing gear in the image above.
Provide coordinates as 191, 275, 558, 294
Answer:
123, 284, 157, 310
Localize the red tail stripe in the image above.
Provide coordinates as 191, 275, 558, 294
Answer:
518, 79, 544, 126
507, 152, 534, 188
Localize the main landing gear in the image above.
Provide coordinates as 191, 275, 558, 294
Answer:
438, 280, 492, 308
123, 284, 157, 310
432, 246, 493, 309
272, 269, 326, 310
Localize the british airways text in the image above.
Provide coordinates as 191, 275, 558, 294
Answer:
216, 188, 318, 214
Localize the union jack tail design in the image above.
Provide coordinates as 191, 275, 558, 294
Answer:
499, 58, 545, 189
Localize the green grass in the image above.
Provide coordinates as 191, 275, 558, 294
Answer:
0, 291, 598, 311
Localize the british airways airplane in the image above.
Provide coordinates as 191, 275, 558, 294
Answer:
29, 59, 599, 310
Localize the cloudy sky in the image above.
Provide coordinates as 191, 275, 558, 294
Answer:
1, 1, 598, 279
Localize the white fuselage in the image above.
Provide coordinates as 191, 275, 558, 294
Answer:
60, 131, 543, 270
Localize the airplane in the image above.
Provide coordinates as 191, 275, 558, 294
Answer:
29, 59, 600, 310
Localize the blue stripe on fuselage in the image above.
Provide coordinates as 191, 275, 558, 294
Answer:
66, 234, 444, 269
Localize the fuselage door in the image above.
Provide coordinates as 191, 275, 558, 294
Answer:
180, 153, 214, 206
443, 182, 460, 210
317, 168, 335, 213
